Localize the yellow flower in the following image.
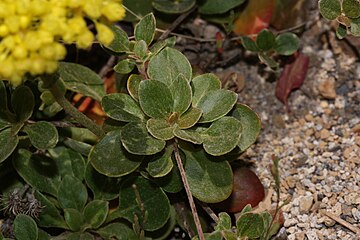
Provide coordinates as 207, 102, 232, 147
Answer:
0, 0, 125, 86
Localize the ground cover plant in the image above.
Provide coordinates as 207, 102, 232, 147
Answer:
1, 0, 358, 239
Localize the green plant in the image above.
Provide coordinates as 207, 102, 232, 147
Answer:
0, 9, 277, 240
319, 0, 360, 38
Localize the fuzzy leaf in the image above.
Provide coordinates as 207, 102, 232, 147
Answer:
155, 164, 183, 193
202, 117, 242, 156
147, 146, 174, 178
35, 191, 67, 229
134, 13, 156, 45
96, 222, 137, 240
106, 25, 130, 53
85, 163, 122, 200
174, 127, 203, 144
319, 0, 341, 20
58, 62, 105, 102
231, 104, 261, 152
237, 213, 265, 238
256, 29, 276, 51
11, 85, 34, 122
58, 175, 88, 211
64, 208, 84, 231
258, 52, 278, 69
133, 40, 148, 59
343, 0, 360, 18
138, 80, 173, 119
84, 200, 109, 229
195, 90, 237, 123
199, 0, 246, 14
274, 32, 300, 56
89, 130, 142, 177
114, 59, 136, 74
184, 149, 233, 203
177, 107, 202, 129
127, 74, 142, 101
146, 118, 175, 140
147, 47, 192, 85
14, 214, 38, 240
191, 73, 221, 106
121, 122, 166, 155
48, 147, 86, 181
241, 37, 260, 52
0, 128, 19, 163
169, 74, 192, 115
275, 53, 309, 108
152, 0, 196, 14
350, 18, 360, 36
102, 93, 145, 122
24, 121, 58, 150
13, 149, 60, 197
118, 176, 171, 231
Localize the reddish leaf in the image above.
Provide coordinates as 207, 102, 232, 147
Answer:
275, 52, 309, 108
233, 0, 276, 35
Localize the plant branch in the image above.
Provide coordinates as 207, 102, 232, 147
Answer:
173, 141, 204, 240
41, 75, 105, 138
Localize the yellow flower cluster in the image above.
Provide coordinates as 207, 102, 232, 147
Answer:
0, 0, 125, 86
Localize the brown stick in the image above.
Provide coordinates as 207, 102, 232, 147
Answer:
173, 142, 204, 240
320, 210, 360, 235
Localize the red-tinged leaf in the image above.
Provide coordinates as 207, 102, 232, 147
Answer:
275, 53, 309, 108
233, 0, 276, 35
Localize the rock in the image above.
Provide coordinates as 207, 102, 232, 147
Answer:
352, 124, 360, 133
306, 230, 319, 240
295, 232, 305, 240
344, 192, 360, 205
352, 208, 360, 221
299, 196, 314, 213
323, 216, 336, 227
318, 78, 337, 99
284, 218, 297, 227
319, 129, 330, 140
343, 147, 353, 159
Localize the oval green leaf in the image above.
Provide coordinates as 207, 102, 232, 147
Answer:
155, 164, 183, 193
231, 104, 261, 152
58, 175, 88, 211
138, 80, 173, 119
96, 222, 137, 240
11, 85, 34, 122
14, 214, 38, 240
58, 62, 105, 102
85, 163, 122, 200
147, 146, 174, 178
89, 130, 142, 177
148, 47, 192, 85
169, 74, 192, 115
134, 13, 156, 45
343, 0, 360, 18
133, 40, 148, 59
202, 117, 242, 156
114, 59, 136, 74
196, 90, 237, 123
84, 200, 109, 229
274, 33, 300, 56
127, 74, 142, 101
191, 73, 221, 106
153, 0, 196, 14
48, 147, 86, 180
34, 191, 67, 229
184, 149, 233, 203
198, 0, 245, 14
102, 93, 145, 122
13, 149, 61, 197
121, 122, 166, 155
146, 118, 175, 140
106, 25, 130, 53
256, 29, 276, 51
118, 176, 171, 231
177, 107, 202, 129
64, 208, 84, 232
237, 213, 265, 238
241, 37, 259, 52
24, 121, 58, 150
0, 128, 19, 163
350, 18, 360, 36
319, 0, 342, 20
173, 127, 203, 144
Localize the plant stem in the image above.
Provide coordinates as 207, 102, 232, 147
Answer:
42, 75, 105, 138
173, 141, 204, 240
